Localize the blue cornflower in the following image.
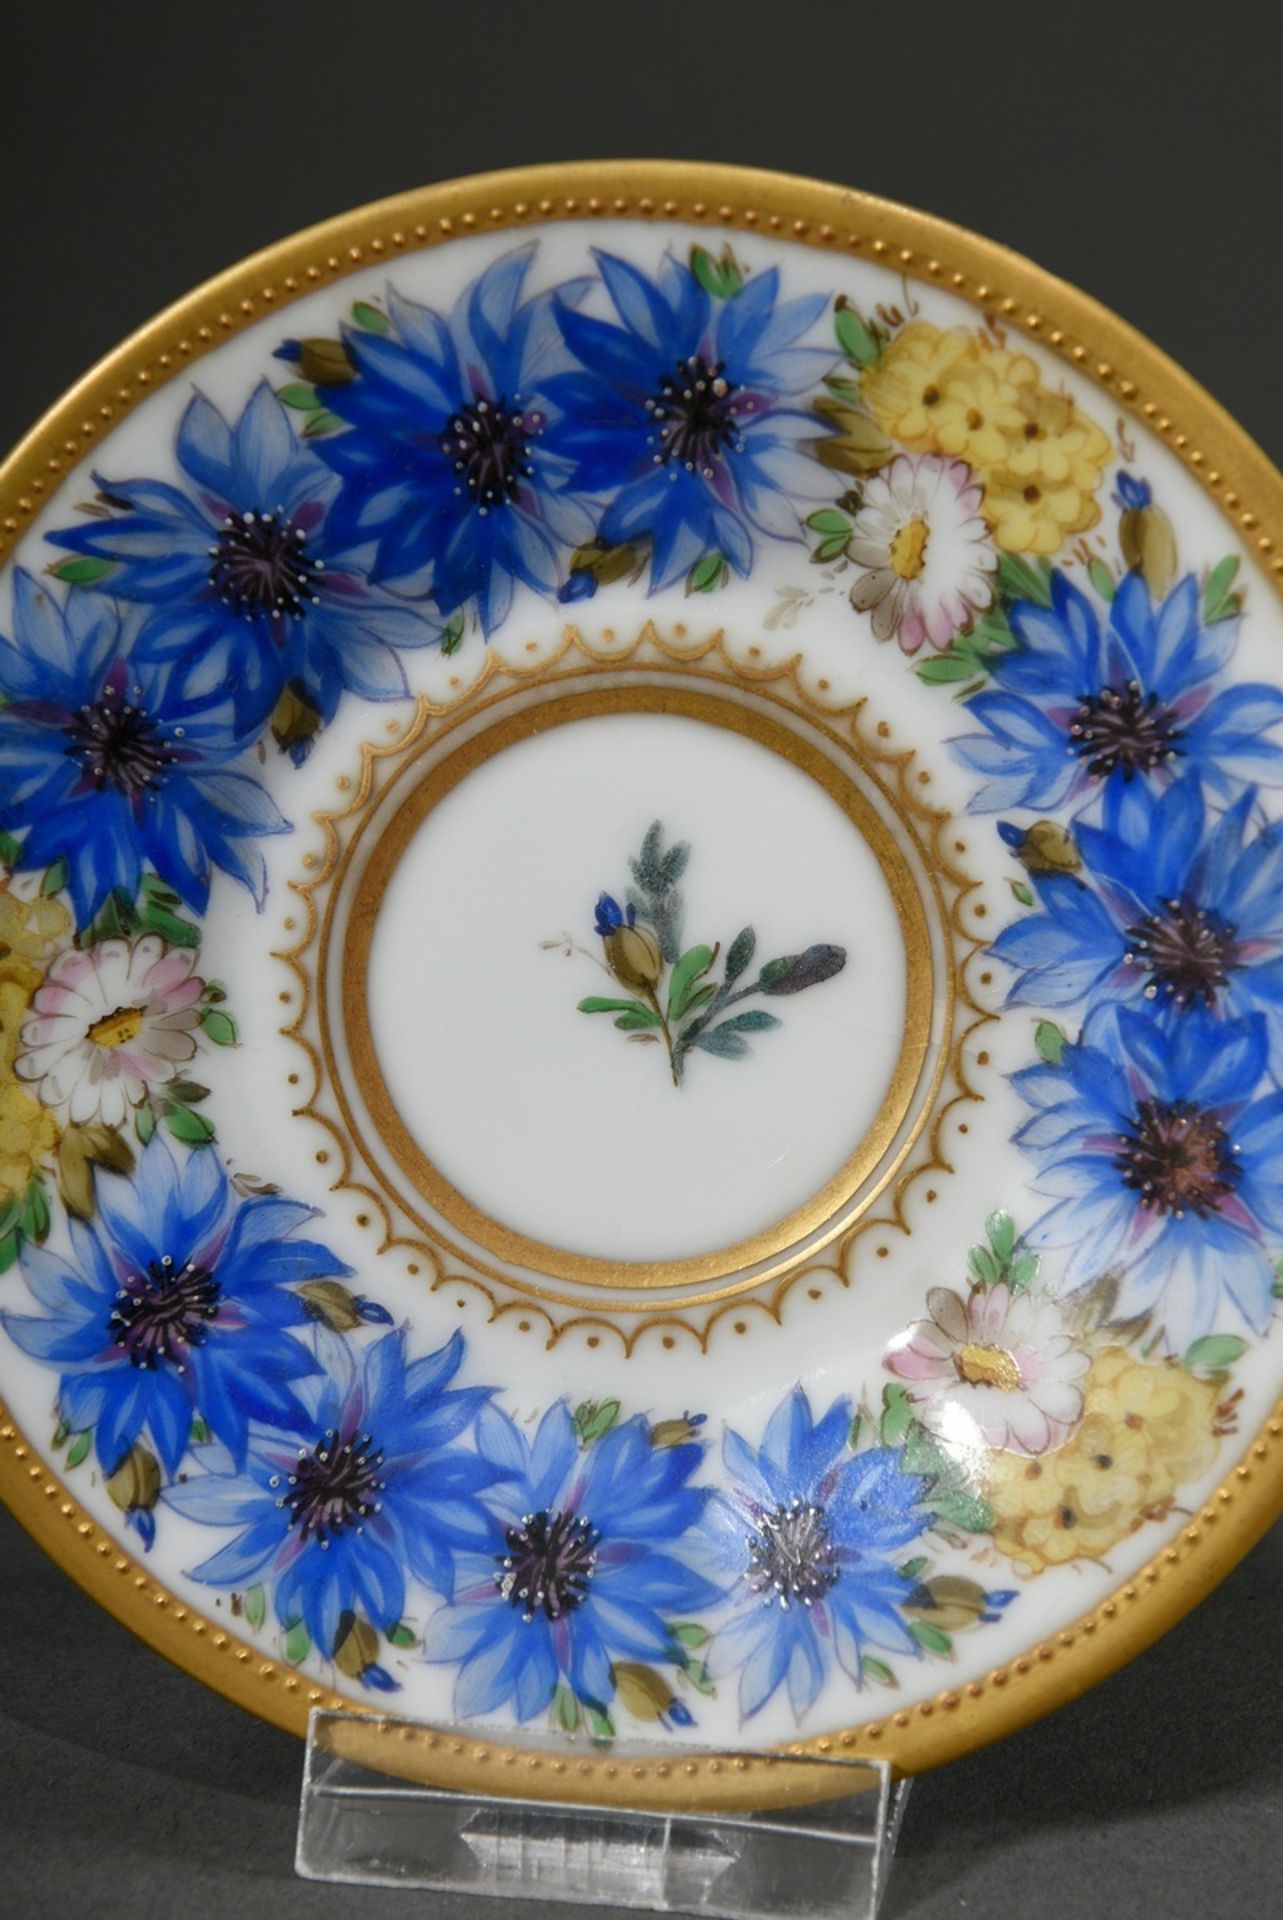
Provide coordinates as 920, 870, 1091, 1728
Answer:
993, 781, 1283, 1042
1114, 471, 1151, 510
164, 1329, 500, 1671
0, 1137, 344, 1478
593, 891, 635, 936
313, 247, 596, 634
424, 1403, 720, 1723
1013, 1009, 1283, 1347
48, 384, 439, 742
703, 1388, 928, 1719
0, 572, 287, 925
547, 252, 835, 589
953, 570, 1283, 814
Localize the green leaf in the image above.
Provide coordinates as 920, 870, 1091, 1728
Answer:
553, 1682, 580, 1734
860, 1655, 897, 1687
388, 1622, 417, 1649
689, 245, 742, 300
0, 829, 21, 868
684, 1659, 716, 1697
1010, 879, 1035, 907
53, 1419, 70, 1449
848, 1412, 863, 1451
573, 1398, 621, 1445
997, 553, 1053, 607
710, 1009, 780, 1036
898, 1555, 928, 1581
672, 1622, 710, 1649
301, 407, 345, 438
66, 1429, 92, 1470
1087, 557, 1116, 601
931, 1488, 994, 1534
189, 1416, 211, 1444
276, 382, 320, 410
244, 1584, 267, 1631
49, 556, 116, 588
686, 550, 728, 595
667, 945, 715, 1021
1034, 1020, 1067, 1066
441, 612, 466, 656
1184, 1333, 1247, 1377
689, 1025, 749, 1059
614, 1010, 662, 1031
199, 1008, 239, 1047
0, 1226, 22, 1274
759, 945, 847, 995
880, 1383, 914, 1447
811, 533, 851, 564
806, 508, 853, 539
135, 1104, 157, 1147
578, 995, 661, 1023
41, 858, 70, 898
834, 300, 881, 369
139, 875, 201, 948
916, 653, 982, 685
283, 1620, 310, 1666
19, 1177, 50, 1243
1203, 555, 1241, 624
585, 1705, 616, 1742
1008, 1251, 1040, 1290
723, 928, 756, 987
163, 1104, 216, 1146
986, 1210, 1016, 1261
351, 300, 390, 334
967, 1244, 999, 1287
908, 1619, 953, 1657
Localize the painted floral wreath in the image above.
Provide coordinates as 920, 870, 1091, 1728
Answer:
0, 238, 1277, 1735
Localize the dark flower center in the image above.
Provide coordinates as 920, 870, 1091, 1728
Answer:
277, 1427, 386, 1547
745, 1498, 840, 1610
645, 354, 746, 476
1068, 679, 1183, 781
208, 509, 321, 619
107, 1254, 221, 1370
1123, 898, 1244, 1009
1114, 1098, 1241, 1218
495, 1508, 600, 1622
65, 683, 174, 796
440, 395, 536, 510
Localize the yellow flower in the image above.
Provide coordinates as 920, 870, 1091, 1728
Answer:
860, 323, 978, 450
928, 347, 1035, 470
0, 888, 70, 1202
981, 384, 1112, 554
986, 1347, 1221, 1575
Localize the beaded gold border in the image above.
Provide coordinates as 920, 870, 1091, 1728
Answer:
1, 161, 1281, 1798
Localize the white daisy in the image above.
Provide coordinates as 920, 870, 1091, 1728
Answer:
16, 934, 207, 1130
848, 453, 996, 653
885, 1282, 1089, 1455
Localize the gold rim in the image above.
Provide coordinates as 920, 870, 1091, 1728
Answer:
1, 160, 1281, 1798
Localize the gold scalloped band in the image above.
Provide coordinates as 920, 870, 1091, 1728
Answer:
1, 162, 1281, 1797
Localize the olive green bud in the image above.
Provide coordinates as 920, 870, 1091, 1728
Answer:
1005, 819, 1082, 878
1120, 496, 1178, 599
334, 1613, 381, 1679
650, 1417, 702, 1449
107, 1444, 160, 1516
612, 1661, 677, 1723
604, 924, 663, 992
298, 1278, 365, 1333
904, 1575, 991, 1630
295, 336, 356, 386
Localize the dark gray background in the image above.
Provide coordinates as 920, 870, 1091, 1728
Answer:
2, 5, 1282, 1915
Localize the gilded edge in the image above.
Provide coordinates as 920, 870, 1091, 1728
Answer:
277, 619, 987, 1350
0, 161, 1281, 1795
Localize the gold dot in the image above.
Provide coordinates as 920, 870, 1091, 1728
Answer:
315, 1150, 329, 1165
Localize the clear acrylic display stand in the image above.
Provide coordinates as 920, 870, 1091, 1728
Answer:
296, 1708, 910, 1919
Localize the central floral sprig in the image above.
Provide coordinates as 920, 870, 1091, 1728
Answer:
556, 820, 847, 1086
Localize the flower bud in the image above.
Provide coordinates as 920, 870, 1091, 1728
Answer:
297, 336, 356, 386
1117, 475, 1177, 598
298, 1279, 365, 1333
107, 1443, 160, 1516
612, 1662, 678, 1723
604, 924, 663, 992
650, 1415, 705, 1449
903, 1574, 990, 1630
998, 819, 1081, 877
334, 1612, 381, 1678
